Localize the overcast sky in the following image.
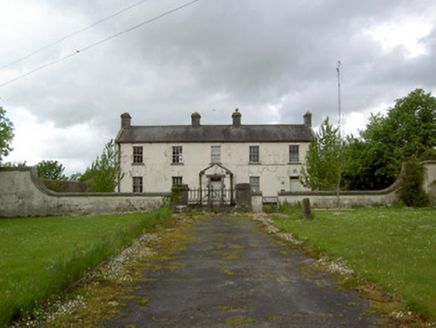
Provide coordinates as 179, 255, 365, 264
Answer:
1, 0, 436, 175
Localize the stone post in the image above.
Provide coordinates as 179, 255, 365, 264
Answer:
171, 184, 189, 212
302, 198, 312, 221
235, 183, 252, 212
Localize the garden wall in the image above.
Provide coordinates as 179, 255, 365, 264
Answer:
278, 161, 436, 208
0, 167, 168, 217
1, 162, 435, 217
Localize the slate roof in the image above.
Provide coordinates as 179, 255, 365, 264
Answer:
116, 124, 315, 143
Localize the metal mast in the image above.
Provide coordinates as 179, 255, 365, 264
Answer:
336, 60, 342, 137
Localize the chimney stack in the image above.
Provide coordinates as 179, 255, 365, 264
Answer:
232, 109, 241, 127
191, 112, 201, 127
121, 112, 131, 129
303, 111, 312, 127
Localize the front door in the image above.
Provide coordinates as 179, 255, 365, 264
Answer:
209, 177, 223, 202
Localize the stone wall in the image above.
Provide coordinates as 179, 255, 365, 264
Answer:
1, 161, 434, 217
278, 161, 436, 208
0, 167, 168, 217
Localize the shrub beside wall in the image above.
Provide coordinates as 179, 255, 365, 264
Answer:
398, 161, 429, 207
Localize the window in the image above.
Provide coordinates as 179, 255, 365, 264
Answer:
249, 176, 260, 192
133, 146, 143, 164
172, 176, 183, 186
132, 177, 143, 192
290, 176, 300, 191
289, 145, 299, 162
172, 146, 183, 164
211, 146, 221, 163
249, 146, 259, 163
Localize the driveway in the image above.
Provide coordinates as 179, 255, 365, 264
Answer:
99, 214, 387, 327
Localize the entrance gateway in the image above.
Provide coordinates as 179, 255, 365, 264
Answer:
188, 163, 234, 207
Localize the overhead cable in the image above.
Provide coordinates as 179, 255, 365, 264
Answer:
0, 0, 201, 89
0, 0, 151, 71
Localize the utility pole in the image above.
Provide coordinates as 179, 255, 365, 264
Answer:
336, 60, 342, 137
335, 60, 342, 209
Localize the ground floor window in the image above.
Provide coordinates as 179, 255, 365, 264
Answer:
172, 176, 183, 186
290, 176, 300, 191
249, 176, 260, 192
133, 176, 143, 192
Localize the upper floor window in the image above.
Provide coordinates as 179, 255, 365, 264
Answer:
172, 176, 183, 186
133, 146, 143, 164
172, 146, 183, 164
289, 145, 299, 162
211, 146, 221, 163
132, 176, 143, 192
249, 176, 260, 192
249, 146, 259, 163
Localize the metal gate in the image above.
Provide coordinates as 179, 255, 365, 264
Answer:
189, 188, 234, 206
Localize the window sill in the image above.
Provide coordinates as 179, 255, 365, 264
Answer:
288, 162, 302, 165
171, 163, 184, 165
132, 163, 144, 166
248, 162, 261, 165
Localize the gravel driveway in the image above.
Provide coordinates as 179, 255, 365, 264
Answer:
99, 214, 387, 327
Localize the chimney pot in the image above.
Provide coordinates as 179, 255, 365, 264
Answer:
121, 112, 131, 129
304, 111, 312, 127
232, 109, 241, 127
191, 112, 201, 127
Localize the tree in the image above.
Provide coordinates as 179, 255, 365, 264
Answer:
1, 161, 27, 167
300, 117, 345, 191
344, 88, 436, 190
79, 139, 123, 192
0, 107, 14, 162
36, 160, 67, 181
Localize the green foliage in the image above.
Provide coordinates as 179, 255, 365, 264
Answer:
300, 117, 345, 191
36, 160, 67, 181
79, 139, 123, 192
344, 89, 436, 190
398, 161, 429, 207
0, 107, 14, 162
0, 161, 27, 167
0, 208, 172, 327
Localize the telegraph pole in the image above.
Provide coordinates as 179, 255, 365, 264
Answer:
335, 60, 342, 209
336, 60, 342, 136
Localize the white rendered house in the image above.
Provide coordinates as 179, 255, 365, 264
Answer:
115, 110, 314, 200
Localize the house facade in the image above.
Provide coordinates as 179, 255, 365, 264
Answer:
115, 110, 315, 199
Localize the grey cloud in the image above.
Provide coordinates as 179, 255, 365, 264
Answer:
2, 0, 436, 172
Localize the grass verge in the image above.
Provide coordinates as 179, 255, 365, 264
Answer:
271, 207, 436, 323
0, 208, 171, 327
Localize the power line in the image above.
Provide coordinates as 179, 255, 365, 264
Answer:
0, 0, 201, 89
0, 0, 152, 71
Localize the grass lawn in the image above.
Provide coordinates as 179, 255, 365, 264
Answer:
0, 208, 171, 327
271, 207, 436, 321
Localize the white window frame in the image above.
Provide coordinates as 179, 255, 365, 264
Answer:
249, 176, 260, 192
133, 176, 143, 192
289, 145, 299, 163
289, 176, 300, 191
249, 145, 259, 163
133, 146, 143, 164
172, 146, 183, 164
172, 176, 183, 186
211, 146, 221, 163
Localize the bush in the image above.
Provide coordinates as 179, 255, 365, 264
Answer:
398, 161, 429, 207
